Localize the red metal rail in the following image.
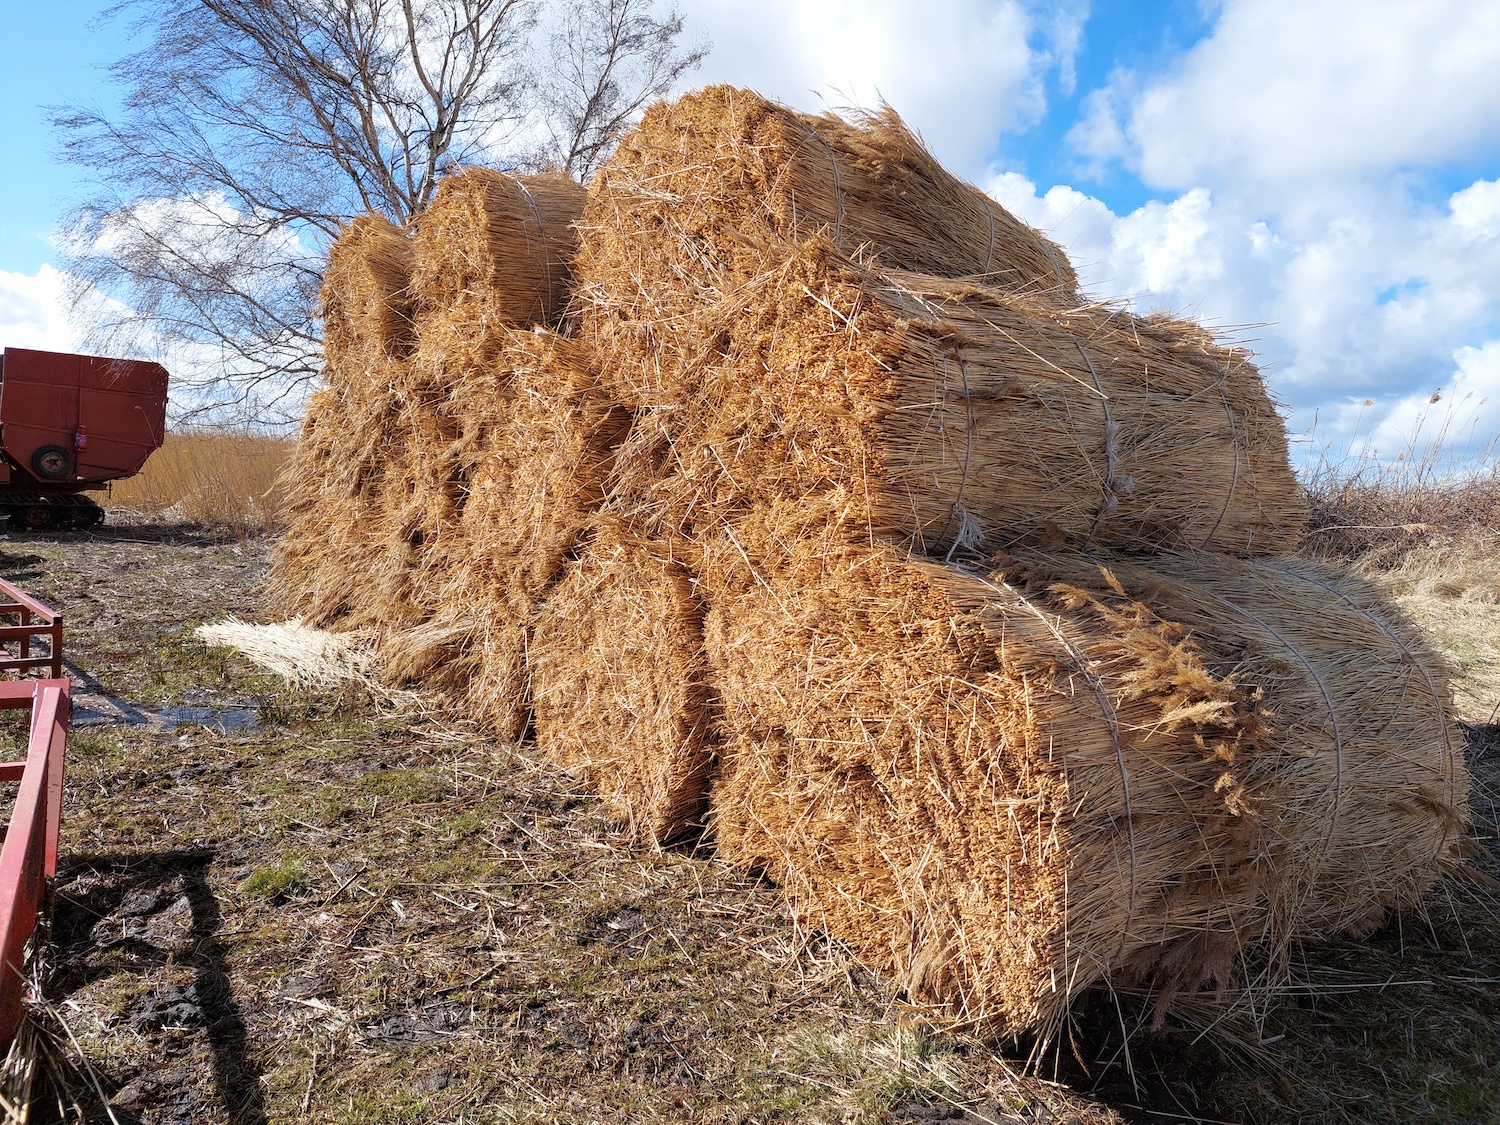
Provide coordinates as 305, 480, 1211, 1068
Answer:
0, 579, 62, 680
0, 679, 68, 1051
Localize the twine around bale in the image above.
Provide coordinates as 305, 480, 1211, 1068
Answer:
508, 174, 556, 300
1073, 336, 1123, 546
1201, 377, 1242, 549
977, 571, 1141, 963
1265, 559, 1462, 856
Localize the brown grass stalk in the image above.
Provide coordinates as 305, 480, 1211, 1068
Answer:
110, 429, 292, 533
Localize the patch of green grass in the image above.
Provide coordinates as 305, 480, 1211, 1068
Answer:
438, 810, 485, 841
355, 767, 452, 804
242, 855, 312, 902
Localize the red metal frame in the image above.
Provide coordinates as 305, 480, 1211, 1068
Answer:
0, 679, 69, 1051
0, 579, 62, 679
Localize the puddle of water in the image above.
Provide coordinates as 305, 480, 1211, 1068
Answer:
71, 692, 261, 734
154, 704, 261, 733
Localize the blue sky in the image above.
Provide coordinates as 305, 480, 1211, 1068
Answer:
0, 2, 128, 274
4, 0, 1499, 462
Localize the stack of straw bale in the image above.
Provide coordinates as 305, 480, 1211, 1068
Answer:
273, 171, 596, 732
275, 86, 1468, 1040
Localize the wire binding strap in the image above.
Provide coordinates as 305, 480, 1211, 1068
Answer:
506, 174, 554, 319
980, 574, 1140, 963
942, 349, 983, 561
1073, 336, 1122, 544
1200, 373, 1241, 549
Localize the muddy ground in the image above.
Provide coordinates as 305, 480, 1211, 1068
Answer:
4, 519, 1499, 1124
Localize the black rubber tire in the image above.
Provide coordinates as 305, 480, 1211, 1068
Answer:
73, 504, 106, 529
30, 445, 73, 481
20, 505, 56, 530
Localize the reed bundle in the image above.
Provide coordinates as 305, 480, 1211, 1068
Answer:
573, 85, 1076, 387
530, 521, 716, 843
700, 500, 1465, 1036
320, 215, 415, 375
587, 237, 1304, 556
411, 168, 587, 331
272, 373, 408, 628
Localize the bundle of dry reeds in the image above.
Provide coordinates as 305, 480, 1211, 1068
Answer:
411, 168, 587, 331
699, 499, 1466, 1036
320, 215, 415, 375
272, 373, 409, 628
585, 236, 1304, 556
280, 167, 605, 703
574, 86, 1077, 379
530, 520, 716, 843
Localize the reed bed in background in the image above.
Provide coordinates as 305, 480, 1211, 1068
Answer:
1299, 397, 1500, 564
109, 429, 292, 533
1303, 454, 1500, 564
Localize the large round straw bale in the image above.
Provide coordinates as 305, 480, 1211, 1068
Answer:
320, 215, 416, 374
700, 501, 1464, 1036
530, 521, 716, 845
590, 239, 1304, 556
411, 168, 586, 328
574, 85, 1076, 355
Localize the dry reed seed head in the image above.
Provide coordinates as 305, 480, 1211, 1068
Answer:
411, 167, 587, 329
321, 214, 417, 372
530, 520, 717, 846
578, 232, 1303, 556
698, 498, 1464, 1036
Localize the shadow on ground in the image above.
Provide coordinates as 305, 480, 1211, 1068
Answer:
43, 849, 266, 1125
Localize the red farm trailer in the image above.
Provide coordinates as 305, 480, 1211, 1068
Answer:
0, 347, 168, 530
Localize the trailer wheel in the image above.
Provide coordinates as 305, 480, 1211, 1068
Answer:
30, 445, 73, 481
16, 506, 56, 530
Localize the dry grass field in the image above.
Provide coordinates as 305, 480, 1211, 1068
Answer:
1, 438, 1494, 1123
107, 431, 292, 536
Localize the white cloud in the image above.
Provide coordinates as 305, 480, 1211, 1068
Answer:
1085, 0, 1500, 193
685, 0, 1077, 175
986, 0, 1500, 466
0, 265, 81, 352
1451, 179, 1500, 241
987, 170, 1500, 459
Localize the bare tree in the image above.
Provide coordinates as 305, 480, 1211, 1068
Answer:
536, 0, 706, 179
55, 0, 705, 424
